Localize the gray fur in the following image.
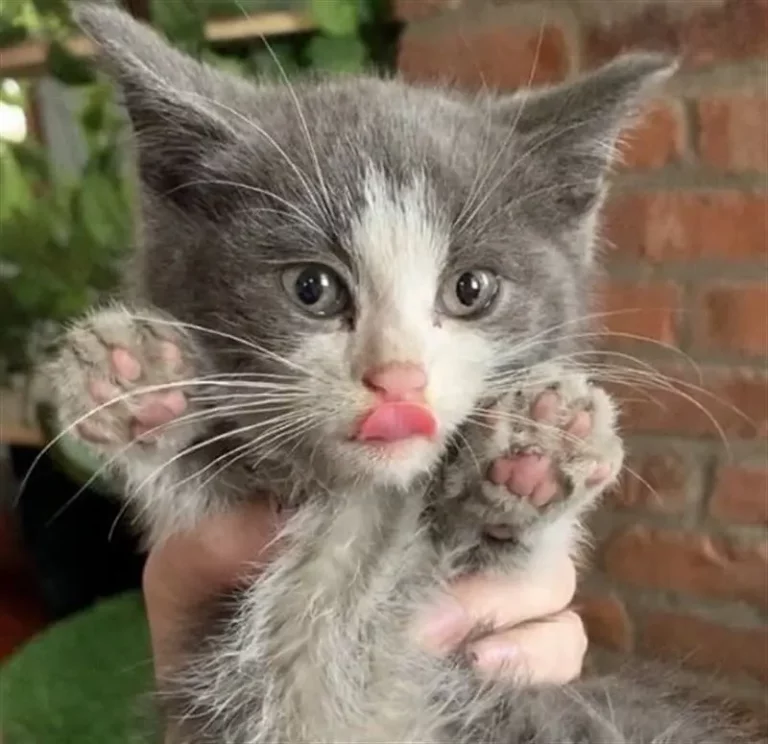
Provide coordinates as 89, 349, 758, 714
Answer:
47, 3, 756, 742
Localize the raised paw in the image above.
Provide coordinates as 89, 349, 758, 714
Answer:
487, 391, 615, 510
472, 367, 624, 537
48, 304, 201, 455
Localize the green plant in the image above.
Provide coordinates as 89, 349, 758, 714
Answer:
0, 0, 391, 385
0, 0, 133, 381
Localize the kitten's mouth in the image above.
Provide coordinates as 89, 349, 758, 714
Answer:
353, 402, 437, 444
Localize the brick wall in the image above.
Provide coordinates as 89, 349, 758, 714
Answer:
397, 0, 767, 724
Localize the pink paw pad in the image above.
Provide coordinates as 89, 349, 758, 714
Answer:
488, 452, 560, 506
88, 379, 121, 405
530, 389, 560, 423
160, 340, 182, 369
132, 391, 187, 439
487, 391, 605, 509
111, 347, 141, 381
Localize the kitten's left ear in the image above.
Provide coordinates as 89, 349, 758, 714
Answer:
495, 53, 678, 219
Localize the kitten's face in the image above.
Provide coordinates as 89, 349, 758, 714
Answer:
76, 4, 673, 490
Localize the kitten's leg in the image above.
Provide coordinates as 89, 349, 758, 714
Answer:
433, 364, 623, 574
47, 302, 224, 543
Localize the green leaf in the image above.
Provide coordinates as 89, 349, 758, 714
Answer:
198, 0, 253, 19
0, 20, 28, 46
310, 0, 359, 36
0, 144, 33, 221
305, 34, 366, 73
47, 39, 95, 85
249, 44, 301, 79
8, 141, 50, 182
199, 49, 247, 77
80, 84, 112, 133
358, 0, 387, 25
151, 0, 206, 53
30, 0, 69, 20
76, 172, 119, 245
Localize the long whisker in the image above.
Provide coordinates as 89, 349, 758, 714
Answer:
175, 74, 328, 228
459, 112, 611, 235
452, 429, 483, 476
194, 415, 321, 495
258, 33, 332, 225
161, 179, 325, 237
186, 406, 314, 485
122, 312, 326, 381
503, 358, 744, 452
130, 409, 309, 498
16, 376, 295, 506
493, 324, 702, 380
454, 19, 547, 234
43, 396, 304, 525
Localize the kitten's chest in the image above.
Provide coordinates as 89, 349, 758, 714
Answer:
253, 491, 433, 741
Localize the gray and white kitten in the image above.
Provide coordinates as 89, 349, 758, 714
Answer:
48, 4, 754, 743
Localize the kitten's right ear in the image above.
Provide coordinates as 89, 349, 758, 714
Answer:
73, 1, 239, 199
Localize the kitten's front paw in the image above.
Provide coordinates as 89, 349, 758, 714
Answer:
49, 304, 201, 458
475, 368, 624, 538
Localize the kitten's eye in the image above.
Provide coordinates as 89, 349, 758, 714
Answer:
282, 264, 350, 317
440, 269, 500, 318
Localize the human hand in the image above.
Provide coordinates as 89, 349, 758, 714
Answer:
143, 504, 586, 686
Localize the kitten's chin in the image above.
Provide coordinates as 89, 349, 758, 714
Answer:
337, 437, 442, 488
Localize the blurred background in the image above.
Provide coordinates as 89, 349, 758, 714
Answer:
0, 0, 765, 740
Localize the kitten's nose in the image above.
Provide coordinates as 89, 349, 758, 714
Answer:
362, 362, 427, 401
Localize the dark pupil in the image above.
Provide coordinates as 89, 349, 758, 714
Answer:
456, 272, 483, 307
296, 268, 327, 305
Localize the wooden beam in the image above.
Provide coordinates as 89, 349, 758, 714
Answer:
0, 11, 314, 77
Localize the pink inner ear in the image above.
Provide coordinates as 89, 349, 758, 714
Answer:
356, 402, 437, 443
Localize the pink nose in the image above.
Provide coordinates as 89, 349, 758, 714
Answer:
362, 362, 427, 401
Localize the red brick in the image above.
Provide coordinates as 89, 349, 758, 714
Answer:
710, 465, 768, 526
602, 192, 768, 263
602, 526, 768, 609
695, 283, 768, 356
639, 611, 768, 683
398, 21, 570, 90
698, 96, 768, 173
576, 592, 634, 652
612, 450, 692, 513
597, 280, 681, 344
620, 100, 685, 170
585, 0, 768, 69
611, 366, 767, 439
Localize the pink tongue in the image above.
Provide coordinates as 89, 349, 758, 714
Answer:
357, 402, 437, 443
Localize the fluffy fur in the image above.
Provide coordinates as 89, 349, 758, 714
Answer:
47, 3, 756, 742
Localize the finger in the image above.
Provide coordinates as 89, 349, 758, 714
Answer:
470, 609, 587, 684
416, 556, 577, 654
143, 500, 282, 673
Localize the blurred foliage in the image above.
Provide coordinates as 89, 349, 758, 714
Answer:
0, 0, 391, 382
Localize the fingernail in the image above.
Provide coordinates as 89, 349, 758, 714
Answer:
473, 642, 521, 672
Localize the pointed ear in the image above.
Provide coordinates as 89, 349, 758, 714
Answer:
73, 2, 242, 203
495, 53, 678, 219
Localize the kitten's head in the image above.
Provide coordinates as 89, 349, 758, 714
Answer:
76, 3, 675, 490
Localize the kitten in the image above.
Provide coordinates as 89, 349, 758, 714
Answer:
47, 3, 755, 743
